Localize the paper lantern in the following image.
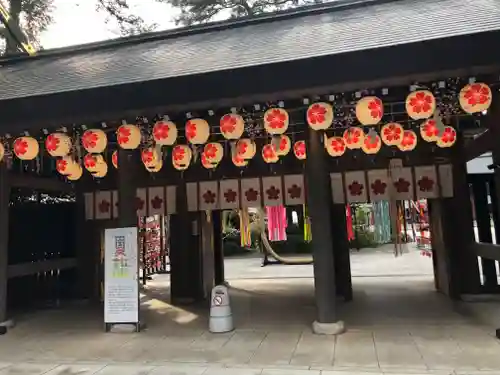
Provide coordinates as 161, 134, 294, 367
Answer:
306, 102, 333, 130
325, 136, 346, 157
381, 123, 404, 146
232, 153, 248, 167
355, 96, 383, 125
83, 153, 105, 173
275, 135, 291, 156
361, 131, 382, 155
185, 118, 210, 145
172, 144, 192, 170
405, 90, 436, 120
82, 129, 107, 153
153, 120, 177, 146
0, 143, 4, 161
220, 114, 245, 140
201, 152, 218, 169
263, 108, 289, 135
146, 159, 163, 173
343, 127, 365, 149
293, 141, 306, 160
56, 156, 79, 176
92, 161, 108, 178
67, 164, 83, 181
141, 147, 162, 168
111, 150, 118, 169
459, 83, 492, 114
398, 130, 418, 151
45, 133, 72, 157
262, 144, 279, 163
236, 138, 256, 160
437, 126, 457, 148
13, 136, 39, 160
116, 124, 141, 150
203, 142, 223, 165
420, 119, 440, 142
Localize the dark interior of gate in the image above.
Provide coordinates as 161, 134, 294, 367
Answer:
0, 0, 500, 330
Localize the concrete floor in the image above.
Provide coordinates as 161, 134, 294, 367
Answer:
0, 246, 499, 375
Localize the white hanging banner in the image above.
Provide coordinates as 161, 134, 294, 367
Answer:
186, 182, 198, 212
199, 181, 219, 211
95, 191, 112, 220
104, 227, 139, 325
414, 166, 439, 199
219, 179, 240, 210
262, 176, 283, 206
330, 173, 345, 204
84, 192, 94, 220
367, 169, 390, 202
148, 186, 165, 216
166, 185, 177, 214
438, 164, 454, 197
241, 178, 262, 208
344, 171, 368, 203
283, 174, 305, 206
389, 166, 414, 201
136, 188, 147, 217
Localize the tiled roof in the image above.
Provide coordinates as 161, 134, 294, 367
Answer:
1, 0, 500, 101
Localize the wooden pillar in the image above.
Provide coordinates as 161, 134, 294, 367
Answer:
117, 149, 139, 228
0, 164, 9, 325
305, 129, 344, 334
331, 204, 353, 301
212, 211, 225, 285
471, 176, 498, 291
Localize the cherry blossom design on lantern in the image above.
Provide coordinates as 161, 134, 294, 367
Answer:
463, 83, 491, 107
418, 176, 435, 192
185, 120, 197, 141
45, 134, 59, 152
141, 149, 155, 164
293, 141, 306, 159
266, 186, 280, 201
399, 130, 417, 151
203, 190, 216, 205
408, 91, 434, 115
224, 189, 237, 203
348, 181, 364, 196
56, 159, 68, 173
362, 133, 381, 154
173, 146, 185, 161
262, 144, 277, 161
204, 143, 218, 159
420, 120, 439, 142
343, 127, 364, 149
265, 109, 287, 130
368, 98, 383, 120
371, 179, 387, 195
394, 178, 411, 193
245, 188, 259, 202
84, 154, 98, 169
220, 114, 237, 134
151, 196, 163, 210
279, 137, 288, 152
381, 123, 403, 146
237, 141, 248, 156
112, 151, 118, 168
331, 138, 345, 154
82, 131, 99, 150
117, 126, 131, 145
135, 197, 145, 211
153, 122, 169, 141
13, 138, 28, 156
288, 184, 302, 199
98, 200, 111, 213
437, 127, 457, 148
307, 103, 327, 125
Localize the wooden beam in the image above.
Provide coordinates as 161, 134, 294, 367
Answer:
473, 242, 500, 261
464, 130, 493, 162
8, 173, 73, 192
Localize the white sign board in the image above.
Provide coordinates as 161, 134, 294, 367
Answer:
104, 227, 139, 324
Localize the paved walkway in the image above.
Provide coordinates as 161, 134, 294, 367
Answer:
0, 246, 499, 375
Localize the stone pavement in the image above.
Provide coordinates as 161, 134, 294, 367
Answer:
1, 247, 500, 375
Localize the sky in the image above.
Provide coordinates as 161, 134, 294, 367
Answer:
40, 0, 178, 49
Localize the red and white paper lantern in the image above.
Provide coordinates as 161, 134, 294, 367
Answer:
141, 147, 162, 168
92, 161, 108, 178
405, 90, 436, 120
355, 96, 383, 126
236, 138, 256, 160
153, 120, 177, 146
437, 126, 457, 148
459, 83, 492, 114
146, 160, 163, 173
361, 131, 382, 155
275, 135, 291, 156
380, 122, 403, 147
293, 140, 306, 160
420, 119, 440, 142
67, 164, 83, 181
0, 143, 4, 162
185, 118, 210, 145
117, 124, 141, 150
306, 102, 333, 130
111, 150, 118, 169
13, 136, 39, 160
263, 108, 289, 135
56, 156, 80, 176
83, 153, 105, 173
326, 136, 346, 157
203, 142, 223, 165
172, 144, 192, 170
398, 130, 418, 151
220, 114, 245, 140
343, 127, 365, 149
232, 153, 248, 167
201, 153, 217, 169
82, 129, 107, 153
262, 143, 279, 163
45, 133, 72, 157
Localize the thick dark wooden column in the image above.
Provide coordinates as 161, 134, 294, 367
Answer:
117, 149, 139, 227
306, 129, 343, 333
331, 203, 352, 301
169, 184, 204, 304
212, 211, 225, 285
0, 164, 9, 325
471, 176, 498, 291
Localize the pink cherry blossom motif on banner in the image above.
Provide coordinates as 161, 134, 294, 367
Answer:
355, 96, 383, 126
83, 153, 105, 173
116, 124, 141, 150
95, 191, 112, 220
405, 90, 436, 120
136, 188, 147, 216
185, 118, 210, 145
219, 179, 240, 210
306, 102, 333, 130
203, 142, 223, 165
343, 127, 365, 149
398, 130, 417, 151
414, 166, 439, 199
344, 171, 367, 203
153, 120, 177, 146
293, 140, 306, 160
436, 126, 457, 148
56, 156, 79, 176
284, 174, 305, 205
236, 138, 256, 160
389, 166, 414, 200
141, 147, 162, 169
367, 169, 390, 202
380, 123, 404, 146
111, 150, 118, 169
81, 129, 107, 153
45, 133, 72, 157
263, 108, 289, 135
262, 176, 283, 206
262, 143, 279, 163
361, 131, 382, 155
459, 82, 492, 114
199, 181, 219, 211
241, 178, 262, 208
275, 134, 291, 156
148, 186, 166, 216
325, 136, 346, 157
172, 144, 192, 171
420, 119, 440, 142
220, 113, 245, 140
13, 136, 39, 160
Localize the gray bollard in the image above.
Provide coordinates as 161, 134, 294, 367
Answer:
209, 285, 234, 333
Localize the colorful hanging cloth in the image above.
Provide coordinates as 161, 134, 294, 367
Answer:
346, 205, 355, 241
303, 204, 312, 242
266, 205, 287, 242
239, 209, 252, 247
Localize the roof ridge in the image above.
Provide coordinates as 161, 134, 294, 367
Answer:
0, 0, 400, 65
